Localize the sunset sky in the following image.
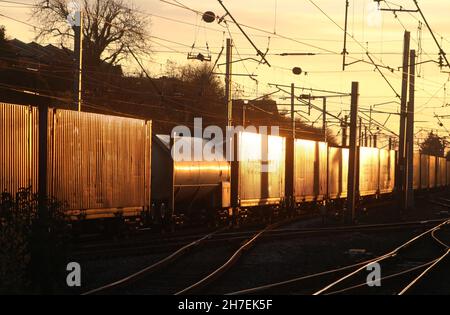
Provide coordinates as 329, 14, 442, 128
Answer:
2, 0, 450, 147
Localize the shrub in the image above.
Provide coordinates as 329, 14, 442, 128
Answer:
0, 187, 69, 294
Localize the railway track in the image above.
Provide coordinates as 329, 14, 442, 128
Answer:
226, 218, 450, 295
316, 220, 450, 295
81, 227, 227, 295
82, 216, 304, 295
71, 191, 450, 261
70, 227, 224, 260
71, 218, 445, 260
81, 217, 448, 295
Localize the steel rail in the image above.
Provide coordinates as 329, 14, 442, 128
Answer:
313, 219, 450, 295
398, 226, 450, 295
175, 217, 298, 295
81, 227, 227, 295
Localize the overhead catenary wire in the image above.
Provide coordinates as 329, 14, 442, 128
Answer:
2, 2, 450, 134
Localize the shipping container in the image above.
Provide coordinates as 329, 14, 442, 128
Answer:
420, 155, 429, 189
328, 147, 341, 199
439, 157, 447, 187
328, 146, 349, 199
238, 131, 285, 207
152, 135, 230, 216
0, 103, 39, 196
429, 155, 436, 189
412, 152, 421, 190
379, 149, 395, 194
293, 139, 328, 202
436, 157, 442, 187
47, 109, 152, 220
341, 148, 349, 198
318, 142, 328, 199
359, 147, 380, 196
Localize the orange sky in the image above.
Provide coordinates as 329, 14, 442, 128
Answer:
2, 0, 450, 147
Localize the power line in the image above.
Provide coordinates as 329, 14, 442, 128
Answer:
305, 0, 403, 100
412, 0, 450, 69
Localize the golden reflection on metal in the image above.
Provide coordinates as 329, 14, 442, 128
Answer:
174, 165, 230, 172
48, 109, 152, 212
238, 131, 285, 207
359, 147, 380, 196
0, 103, 39, 196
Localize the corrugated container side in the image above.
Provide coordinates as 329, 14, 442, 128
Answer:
267, 134, 286, 203
0, 103, 39, 196
328, 147, 341, 199
429, 155, 436, 189
238, 132, 262, 206
341, 148, 349, 198
318, 142, 328, 198
359, 147, 380, 196
390, 150, 396, 191
48, 109, 151, 218
412, 152, 421, 189
238, 131, 285, 207
294, 139, 317, 202
436, 157, 442, 187
439, 157, 446, 187
420, 154, 429, 189
379, 149, 395, 194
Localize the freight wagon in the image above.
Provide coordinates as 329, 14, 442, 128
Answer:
151, 135, 230, 225
1, 102, 449, 228
413, 153, 448, 190
0, 103, 152, 225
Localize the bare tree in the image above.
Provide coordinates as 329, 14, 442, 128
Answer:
31, 0, 151, 67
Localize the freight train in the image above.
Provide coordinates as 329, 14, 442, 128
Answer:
1, 103, 449, 228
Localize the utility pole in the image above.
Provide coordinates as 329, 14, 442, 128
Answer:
398, 31, 410, 211
285, 83, 295, 213
226, 38, 233, 127
227, 38, 239, 219
322, 98, 327, 142
342, 0, 350, 71
291, 83, 296, 139
347, 82, 359, 223
73, 9, 83, 112
406, 49, 416, 209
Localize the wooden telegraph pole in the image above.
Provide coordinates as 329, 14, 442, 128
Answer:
398, 31, 410, 211
347, 82, 359, 222
406, 49, 416, 209
285, 83, 295, 213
